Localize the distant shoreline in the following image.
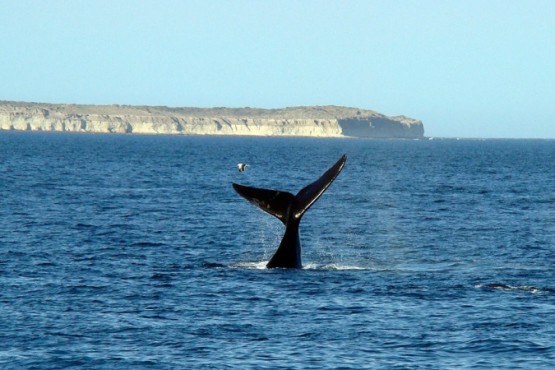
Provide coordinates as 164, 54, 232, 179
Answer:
0, 101, 424, 139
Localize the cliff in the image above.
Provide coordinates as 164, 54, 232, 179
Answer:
0, 101, 424, 138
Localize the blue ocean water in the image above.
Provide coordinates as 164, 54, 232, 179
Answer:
1, 131, 554, 369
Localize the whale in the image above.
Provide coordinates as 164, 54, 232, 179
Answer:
232, 154, 347, 268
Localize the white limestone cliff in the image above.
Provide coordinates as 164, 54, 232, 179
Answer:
0, 102, 424, 138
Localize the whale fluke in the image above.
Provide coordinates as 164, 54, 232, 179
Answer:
232, 154, 347, 268
231, 185, 294, 223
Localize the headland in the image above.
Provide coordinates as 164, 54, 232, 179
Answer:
0, 101, 424, 138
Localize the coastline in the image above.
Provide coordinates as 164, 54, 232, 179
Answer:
0, 101, 424, 139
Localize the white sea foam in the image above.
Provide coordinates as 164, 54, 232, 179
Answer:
231, 261, 368, 271
232, 261, 269, 269
304, 263, 368, 271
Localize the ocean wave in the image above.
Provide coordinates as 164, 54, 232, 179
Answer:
477, 283, 555, 294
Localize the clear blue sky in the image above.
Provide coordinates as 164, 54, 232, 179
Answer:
1, 1, 554, 138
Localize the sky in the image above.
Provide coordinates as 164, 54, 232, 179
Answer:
1, 1, 554, 138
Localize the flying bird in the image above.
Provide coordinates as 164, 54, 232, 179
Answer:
237, 163, 248, 172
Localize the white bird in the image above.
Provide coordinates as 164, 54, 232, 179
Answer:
237, 163, 248, 172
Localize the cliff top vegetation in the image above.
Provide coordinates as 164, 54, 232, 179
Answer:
0, 101, 418, 123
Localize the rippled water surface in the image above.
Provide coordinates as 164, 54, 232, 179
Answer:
1, 132, 554, 368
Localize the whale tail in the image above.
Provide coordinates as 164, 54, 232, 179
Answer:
232, 154, 347, 223
232, 155, 347, 268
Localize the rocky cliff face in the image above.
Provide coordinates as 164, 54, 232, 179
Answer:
0, 102, 424, 138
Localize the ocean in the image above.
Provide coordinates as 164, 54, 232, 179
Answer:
1, 131, 554, 369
